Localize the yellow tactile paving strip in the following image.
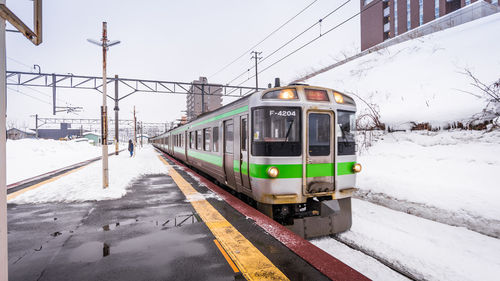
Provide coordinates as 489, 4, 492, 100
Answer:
158, 155, 289, 281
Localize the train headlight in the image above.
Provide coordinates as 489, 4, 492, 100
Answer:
353, 163, 362, 173
333, 92, 344, 104
267, 166, 279, 178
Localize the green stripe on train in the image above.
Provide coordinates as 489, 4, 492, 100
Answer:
191, 106, 249, 129
173, 148, 355, 178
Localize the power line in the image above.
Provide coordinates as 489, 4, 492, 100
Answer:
235, 0, 382, 87
226, 0, 350, 85
209, 0, 319, 79
7, 87, 52, 105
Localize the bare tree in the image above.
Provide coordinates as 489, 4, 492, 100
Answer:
347, 91, 385, 131
463, 69, 500, 129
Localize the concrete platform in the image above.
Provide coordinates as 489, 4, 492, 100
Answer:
7, 153, 367, 281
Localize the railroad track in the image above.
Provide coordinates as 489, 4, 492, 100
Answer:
330, 234, 424, 281
7, 149, 126, 195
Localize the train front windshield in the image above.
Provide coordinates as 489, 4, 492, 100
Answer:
252, 107, 301, 156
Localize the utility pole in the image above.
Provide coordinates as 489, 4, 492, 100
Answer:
88, 22, 120, 189
251, 51, 262, 91
133, 106, 137, 155
114, 75, 119, 155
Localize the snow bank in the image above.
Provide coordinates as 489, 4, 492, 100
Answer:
10, 145, 168, 203
357, 130, 500, 221
7, 139, 104, 185
307, 12, 500, 127
313, 199, 500, 281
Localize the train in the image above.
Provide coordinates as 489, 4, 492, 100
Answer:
151, 83, 361, 239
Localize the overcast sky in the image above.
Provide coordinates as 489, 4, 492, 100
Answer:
5, 0, 360, 130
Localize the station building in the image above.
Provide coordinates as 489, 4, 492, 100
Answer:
361, 0, 500, 51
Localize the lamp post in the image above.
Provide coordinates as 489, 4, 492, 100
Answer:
87, 22, 120, 189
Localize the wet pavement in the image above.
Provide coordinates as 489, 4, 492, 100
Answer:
8, 160, 330, 281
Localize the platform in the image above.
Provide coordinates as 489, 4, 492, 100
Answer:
7, 153, 367, 281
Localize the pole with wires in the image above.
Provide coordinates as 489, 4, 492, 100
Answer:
251, 51, 262, 91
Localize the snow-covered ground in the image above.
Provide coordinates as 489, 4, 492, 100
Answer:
6, 139, 104, 185
312, 199, 500, 281
9, 145, 168, 203
356, 130, 500, 236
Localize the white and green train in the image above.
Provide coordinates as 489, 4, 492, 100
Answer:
151, 84, 362, 238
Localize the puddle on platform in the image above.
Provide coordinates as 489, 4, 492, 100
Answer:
101, 213, 201, 232
69, 241, 108, 263
101, 218, 137, 232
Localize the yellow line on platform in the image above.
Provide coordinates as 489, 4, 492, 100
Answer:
7, 166, 86, 201
214, 239, 240, 273
158, 155, 289, 281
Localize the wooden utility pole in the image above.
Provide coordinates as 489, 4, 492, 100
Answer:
133, 106, 137, 155
88, 22, 120, 188
114, 75, 119, 155
251, 51, 262, 91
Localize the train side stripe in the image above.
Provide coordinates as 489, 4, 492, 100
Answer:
190, 105, 249, 129
172, 147, 355, 177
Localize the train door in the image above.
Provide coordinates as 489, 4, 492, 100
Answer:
223, 120, 236, 187
305, 110, 335, 194
239, 115, 251, 190
184, 131, 188, 161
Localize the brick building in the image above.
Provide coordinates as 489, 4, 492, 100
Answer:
361, 0, 500, 50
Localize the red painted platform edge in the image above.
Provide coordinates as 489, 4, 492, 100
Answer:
163, 153, 369, 281
7, 149, 126, 189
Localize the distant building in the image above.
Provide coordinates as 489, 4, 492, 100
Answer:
360, 0, 500, 51
186, 77, 222, 121
37, 123, 82, 140
82, 132, 101, 145
7, 128, 36, 140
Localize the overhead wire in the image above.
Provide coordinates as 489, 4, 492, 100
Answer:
225, 0, 351, 85
234, 0, 383, 87
7, 87, 52, 105
209, 0, 319, 79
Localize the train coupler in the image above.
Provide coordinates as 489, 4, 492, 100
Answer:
286, 197, 352, 239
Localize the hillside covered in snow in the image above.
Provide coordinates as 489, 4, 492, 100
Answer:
306, 11, 500, 129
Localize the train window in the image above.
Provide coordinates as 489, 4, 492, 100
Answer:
337, 110, 356, 155
181, 134, 184, 147
189, 132, 194, 148
224, 123, 234, 154
252, 107, 301, 156
308, 113, 330, 156
204, 128, 211, 151
213, 126, 219, 152
241, 118, 247, 151
262, 88, 298, 100
197, 130, 202, 150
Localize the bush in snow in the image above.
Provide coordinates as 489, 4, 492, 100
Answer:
463, 69, 500, 129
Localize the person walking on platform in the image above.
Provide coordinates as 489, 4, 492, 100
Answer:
128, 139, 134, 157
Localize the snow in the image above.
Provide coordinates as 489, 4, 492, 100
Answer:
9, 145, 168, 203
357, 130, 500, 222
307, 12, 500, 127
313, 199, 500, 281
7, 139, 103, 185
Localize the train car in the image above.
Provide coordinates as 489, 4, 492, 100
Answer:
151, 83, 361, 238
